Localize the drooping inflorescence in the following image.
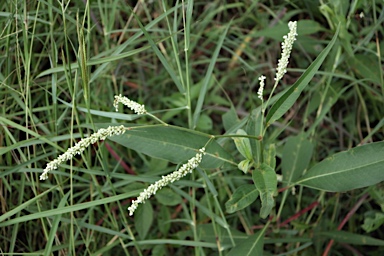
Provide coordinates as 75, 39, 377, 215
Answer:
113, 94, 147, 115
128, 148, 206, 216
40, 125, 126, 180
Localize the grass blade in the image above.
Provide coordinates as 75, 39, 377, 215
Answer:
192, 22, 231, 128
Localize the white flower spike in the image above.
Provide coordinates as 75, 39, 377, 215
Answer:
128, 148, 205, 216
257, 75, 266, 100
275, 21, 298, 82
114, 94, 147, 115
40, 125, 126, 180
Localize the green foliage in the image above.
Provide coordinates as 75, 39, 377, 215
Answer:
252, 164, 277, 219
225, 184, 259, 213
1, 0, 384, 255
297, 142, 384, 191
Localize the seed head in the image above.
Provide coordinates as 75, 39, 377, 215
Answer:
128, 148, 205, 216
40, 125, 126, 180
275, 21, 298, 82
114, 94, 147, 115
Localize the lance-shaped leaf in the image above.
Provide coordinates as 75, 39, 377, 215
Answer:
233, 129, 253, 160
102, 124, 234, 169
252, 163, 277, 218
296, 141, 384, 192
282, 133, 313, 185
225, 184, 259, 213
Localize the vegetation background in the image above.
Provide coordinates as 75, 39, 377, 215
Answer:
0, 0, 383, 255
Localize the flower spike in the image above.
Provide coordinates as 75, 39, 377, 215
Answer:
40, 125, 126, 180
275, 21, 298, 82
257, 75, 266, 101
128, 148, 205, 216
114, 94, 147, 115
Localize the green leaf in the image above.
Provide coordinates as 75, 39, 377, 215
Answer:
348, 53, 382, 85
246, 108, 263, 164
102, 125, 234, 169
225, 184, 259, 213
296, 142, 384, 192
282, 133, 313, 184
130, 7, 184, 93
370, 188, 384, 212
297, 20, 324, 35
362, 212, 384, 233
318, 231, 384, 246
238, 159, 252, 174
155, 188, 182, 206
158, 205, 171, 236
266, 24, 340, 125
223, 106, 240, 132
227, 229, 265, 256
152, 244, 166, 256
196, 113, 213, 131
193, 22, 231, 128
263, 144, 276, 170
0, 191, 140, 227
252, 163, 277, 218
176, 223, 247, 247
44, 192, 70, 256
233, 129, 253, 160
135, 201, 154, 240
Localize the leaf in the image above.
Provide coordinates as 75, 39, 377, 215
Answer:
193, 22, 231, 128
362, 212, 384, 233
135, 201, 154, 240
233, 129, 253, 160
176, 223, 247, 247
196, 113, 213, 131
225, 184, 259, 213
238, 159, 252, 174
348, 53, 382, 85
44, 192, 70, 256
252, 163, 277, 218
155, 188, 182, 206
266, 24, 340, 125
158, 205, 171, 236
263, 144, 276, 170
282, 133, 313, 184
223, 106, 239, 132
101, 124, 234, 169
36, 5, 182, 78
129, 7, 184, 93
227, 229, 265, 256
318, 231, 384, 246
296, 142, 384, 192
246, 108, 263, 164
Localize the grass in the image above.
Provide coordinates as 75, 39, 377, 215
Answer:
1, 0, 384, 255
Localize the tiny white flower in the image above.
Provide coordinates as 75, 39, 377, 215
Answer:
40, 125, 126, 180
257, 75, 266, 100
275, 21, 298, 82
128, 148, 205, 216
114, 94, 147, 115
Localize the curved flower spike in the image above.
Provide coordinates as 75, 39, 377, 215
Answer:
40, 125, 126, 180
113, 94, 147, 115
128, 148, 206, 216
